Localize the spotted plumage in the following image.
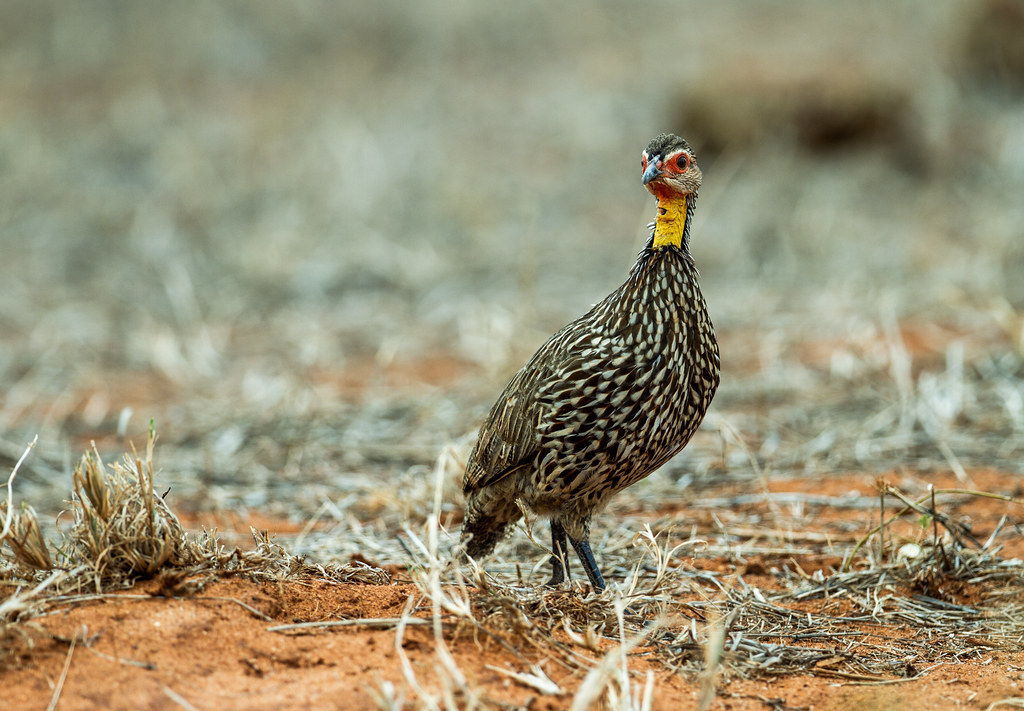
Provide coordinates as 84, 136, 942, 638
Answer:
462, 134, 720, 590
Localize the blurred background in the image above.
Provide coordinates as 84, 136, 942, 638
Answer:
1, 1, 1022, 554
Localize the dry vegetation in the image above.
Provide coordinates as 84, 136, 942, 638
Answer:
2, 1, 1024, 709
1, 425, 1022, 709
0, 427, 387, 645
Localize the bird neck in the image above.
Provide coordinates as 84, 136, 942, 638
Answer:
650, 192, 694, 250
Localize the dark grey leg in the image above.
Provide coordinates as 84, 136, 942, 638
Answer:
569, 535, 606, 591
547, 519, 571, 586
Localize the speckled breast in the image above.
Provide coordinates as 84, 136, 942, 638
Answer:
530, 248, 720, 499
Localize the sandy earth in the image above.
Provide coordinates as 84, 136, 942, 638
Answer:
3, 468, 1021, 711
8, 580, 1022, 711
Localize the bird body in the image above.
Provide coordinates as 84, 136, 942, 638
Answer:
462, 134, 719, 589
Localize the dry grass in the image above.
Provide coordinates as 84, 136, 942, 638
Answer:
0, 424, 390, 663
5, 370, 1021, 707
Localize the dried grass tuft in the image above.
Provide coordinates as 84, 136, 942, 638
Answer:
5, 504, 52, 572
66, 431, 188, 586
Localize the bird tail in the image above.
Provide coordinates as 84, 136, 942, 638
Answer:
460, 512, 516, 560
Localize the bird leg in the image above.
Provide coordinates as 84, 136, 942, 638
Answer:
569, 535, 606, 591
547, 518, 571, 586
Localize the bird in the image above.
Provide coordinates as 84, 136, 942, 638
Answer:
461, 134, 720, 590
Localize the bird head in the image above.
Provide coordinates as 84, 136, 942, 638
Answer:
641, 134, 701, 200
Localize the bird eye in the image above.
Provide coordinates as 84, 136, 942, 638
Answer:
641, 153, 648, 169
675, 153, 689, 171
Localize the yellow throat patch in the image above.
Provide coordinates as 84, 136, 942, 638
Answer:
651, 194, 689, 250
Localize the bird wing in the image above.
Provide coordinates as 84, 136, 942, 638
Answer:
462, 315, 596, 494
463, 307, 663, 493
463, 356, 551, 493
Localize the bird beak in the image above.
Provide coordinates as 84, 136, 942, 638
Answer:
642, 157, 663, 185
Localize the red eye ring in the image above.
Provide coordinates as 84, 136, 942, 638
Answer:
641, 153, 648, 169
675, 153, 689, 171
